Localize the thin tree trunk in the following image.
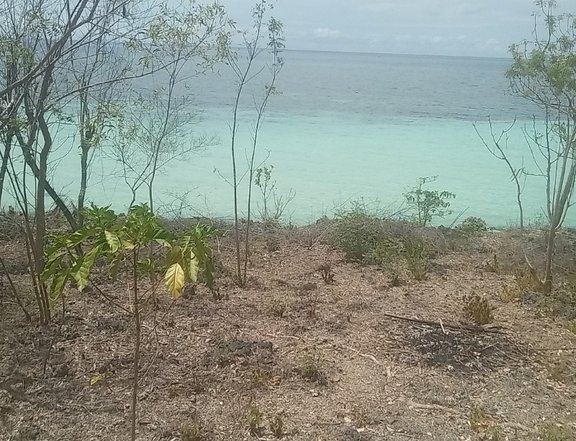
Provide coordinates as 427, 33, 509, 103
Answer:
35, 114, 52, 324
78, 145, 89, 226
130, 248, 141, 441
0, 135, 12, 208
543, 227, 555, 294
515, 176, 524, 231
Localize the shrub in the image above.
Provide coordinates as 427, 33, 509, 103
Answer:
328, 202, 381, 261
297, 353, 328, 385
469, 404, 489, 433
180, 420, 207, 441
538, 423, 573, 441
372, 239, 404, 284
404, 238, 429, 280
269, 297, 287, 318
247, 405, 264, 436
269, 415, 284, 438
456, 216, 488, 235
404, 176, 455, 226
317, 263, 335, 284
463, 293, 494, 325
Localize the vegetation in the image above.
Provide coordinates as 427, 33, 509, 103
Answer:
43, 204, 215, 441
404, 176, 455, 227
538, 423, 574, 441
255, 165, 296, 226
1, 1, 576, 440
456, 216, 488, 235
474, 118, 525, 231
228, 1, 284, 286
506, 0, 576, 293
462, 293, 494, 325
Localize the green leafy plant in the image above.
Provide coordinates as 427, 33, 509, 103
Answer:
456, 216, 488, 235
372, 239, 404, 284
403, 238, 429, 281
329, 201, 381, 261
42, 204, 215, 441
404, 176, 455, 226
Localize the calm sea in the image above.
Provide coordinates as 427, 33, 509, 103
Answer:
51, 50, 564, 227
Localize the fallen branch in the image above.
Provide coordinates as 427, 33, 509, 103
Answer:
381, 312, 504, 334
403, 398, 460, 415
524, 253, 545, 291
344, 346, 382, 365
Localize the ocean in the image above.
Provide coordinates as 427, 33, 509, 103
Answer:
50, 49, 561, 227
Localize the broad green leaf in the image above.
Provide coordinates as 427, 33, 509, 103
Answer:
154, 238, 171, 248
73, 246, 100, 292
105, 231, 120, 253
165, 263, 185, 297
189, 251, 199, 283
50, 272, 68, 300
167, 245, 182, 265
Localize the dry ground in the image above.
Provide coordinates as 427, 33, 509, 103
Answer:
1, 225, 576, 441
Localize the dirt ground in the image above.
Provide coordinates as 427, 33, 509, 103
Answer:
1, 225, 575, 441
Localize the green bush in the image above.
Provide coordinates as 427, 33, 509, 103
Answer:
456, 216, 488, 235
404, 238, 429, 280
328, 202, 382, 261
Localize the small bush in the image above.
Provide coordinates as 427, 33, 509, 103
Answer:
463, 294, 494, 325
538, 423, 574, 441
269, 415, 284, 438
247, 405, 264, 436
297, 353, 328, 385
481, 426, 503, 441
250, 367, 272, 388
456, 216, 488, 235
372, 239, 403, 272
404, 238, 429, 280
328, 202, 381, 261
180, 421, 207, 441
269, 298, 287, 318
317, 263, 335, 284
404, 176, 455, 226
469, 404, 489, 433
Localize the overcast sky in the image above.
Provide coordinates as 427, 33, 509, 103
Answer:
217, 0, 573, 58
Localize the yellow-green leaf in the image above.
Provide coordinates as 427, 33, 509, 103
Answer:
105, 230, 120, 253
90, 374, 104, 386
50, 273, 68, 300
165, 262, 185, 297
121, 239, 135, 250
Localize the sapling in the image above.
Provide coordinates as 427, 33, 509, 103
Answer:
43, 204, 215, 441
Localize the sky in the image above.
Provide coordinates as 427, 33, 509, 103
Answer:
217, 0, 573, 58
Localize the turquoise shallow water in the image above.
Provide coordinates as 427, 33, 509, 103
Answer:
43, 50, 574, 227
